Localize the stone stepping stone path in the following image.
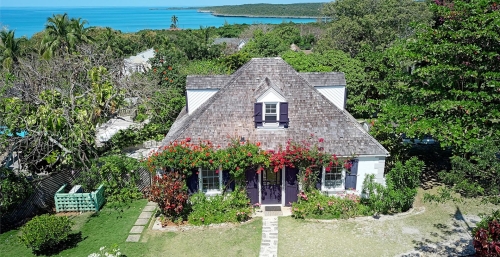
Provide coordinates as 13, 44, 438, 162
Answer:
126, 201, 157, 242
259, 216, 279, 257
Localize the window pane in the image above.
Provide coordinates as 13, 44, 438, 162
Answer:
325, 166, 342, 189
202, 168, 219, 191
265, 104, 276, 114
265, 115, 277, 122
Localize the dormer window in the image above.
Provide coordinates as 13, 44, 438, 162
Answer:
264, 103, 278, 124
254, 87, 288, 128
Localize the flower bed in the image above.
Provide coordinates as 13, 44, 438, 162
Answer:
291, 190, 372, 219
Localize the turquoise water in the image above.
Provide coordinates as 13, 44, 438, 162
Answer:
0, 7, 317, 38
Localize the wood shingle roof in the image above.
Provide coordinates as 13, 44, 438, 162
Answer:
162, 58, 388, 156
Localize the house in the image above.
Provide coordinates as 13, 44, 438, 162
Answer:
123, 48, 155, 75
213, 38, 249, 54
161, 57, 389, 206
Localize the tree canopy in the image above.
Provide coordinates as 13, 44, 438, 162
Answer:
318, 0, 432, 56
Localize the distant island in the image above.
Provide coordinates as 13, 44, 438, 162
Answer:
197, 3, 326, 18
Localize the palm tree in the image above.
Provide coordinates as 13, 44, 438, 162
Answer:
170, 15, 179, 29
40, 13, 90, 59
70, 17, 92, 44
0, 29, 27, 70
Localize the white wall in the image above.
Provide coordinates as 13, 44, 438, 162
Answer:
315, 86, 346, 110
355, 156, 386, 194
186, 89, 219, 114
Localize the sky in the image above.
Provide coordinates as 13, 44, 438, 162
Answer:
1, 0, 325, 8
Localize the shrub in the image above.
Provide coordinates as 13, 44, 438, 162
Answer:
474, 210, 500, 235
149, 172, 189, 220
291, 190, 372, 219
473, 219, 500, 257
188, 188, 252, 225
19, 214, 74, 254
0, 167, 33, 214
362, 157, 424, 214
74, 155, 144, 202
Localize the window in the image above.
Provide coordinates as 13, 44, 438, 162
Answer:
264, 103, 278, 123
201, 168, 220, 191
323, 165, 344, 190
254, 102, 288, 128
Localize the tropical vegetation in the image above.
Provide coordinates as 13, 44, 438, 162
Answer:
0, 2, 499, 252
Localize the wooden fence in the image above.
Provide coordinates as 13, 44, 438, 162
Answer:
1, 167, 151, 229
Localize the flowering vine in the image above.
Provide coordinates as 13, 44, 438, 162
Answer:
146, 135, 354, 192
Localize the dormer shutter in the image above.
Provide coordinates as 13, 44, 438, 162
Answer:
279, 102, 289, 127
254, 103, 263, 128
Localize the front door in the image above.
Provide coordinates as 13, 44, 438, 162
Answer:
261, 168, 282, 204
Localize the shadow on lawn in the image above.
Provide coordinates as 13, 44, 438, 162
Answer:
408, 207, 478, 257
33, 232, 86, 256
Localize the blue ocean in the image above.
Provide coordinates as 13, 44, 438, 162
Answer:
0, 7, 317, 38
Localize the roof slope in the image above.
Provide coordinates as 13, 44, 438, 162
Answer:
162, 58, 388, 156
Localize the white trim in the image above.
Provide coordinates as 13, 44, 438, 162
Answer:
258, 167, 262, 205
198, 166, 223, 196
256, 87, 286, 102
263, 102, 280, 127
281, 166, 286, 206
321, 166, 345, 193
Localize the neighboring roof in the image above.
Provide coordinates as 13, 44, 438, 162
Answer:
162, 58, 388, 157
299, 72, 346, 87
290, 43, 301, 51
124, 48, 155, 65
213, 38, 248, 45
186, 75, 230, 90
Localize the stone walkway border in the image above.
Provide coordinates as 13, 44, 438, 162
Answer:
126, 201, 157, 242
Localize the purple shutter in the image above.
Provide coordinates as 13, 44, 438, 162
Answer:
315, 169, 322, 190
222, 170, 235, 192
285, 167, 299, 206
345, 159, 358, 190
279, 102, 288, 127
187, 169, 199, 195
254, 103, 263, 128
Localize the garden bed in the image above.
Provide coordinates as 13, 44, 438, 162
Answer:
151, 216, 259, 232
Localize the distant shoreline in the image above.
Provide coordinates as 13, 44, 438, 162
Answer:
199, 10, 322, 19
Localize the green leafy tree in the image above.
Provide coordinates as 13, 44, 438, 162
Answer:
0, 50, 130, 173
318, 0, 432, 56
282, 50, 373, 117
0, 167, 33, 214
373, 0, 500, 200
241, 29, 289, 57
74, 155, 144, 202
378, 0, 500, 154
0, 29, 27, 71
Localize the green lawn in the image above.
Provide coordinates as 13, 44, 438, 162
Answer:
0, 199, 262, 257
278, 188, 499, 257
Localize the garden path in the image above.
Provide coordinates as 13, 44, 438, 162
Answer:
259, 216, 279, 257
126, 201, 157, 242
258, 206, 292, 257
